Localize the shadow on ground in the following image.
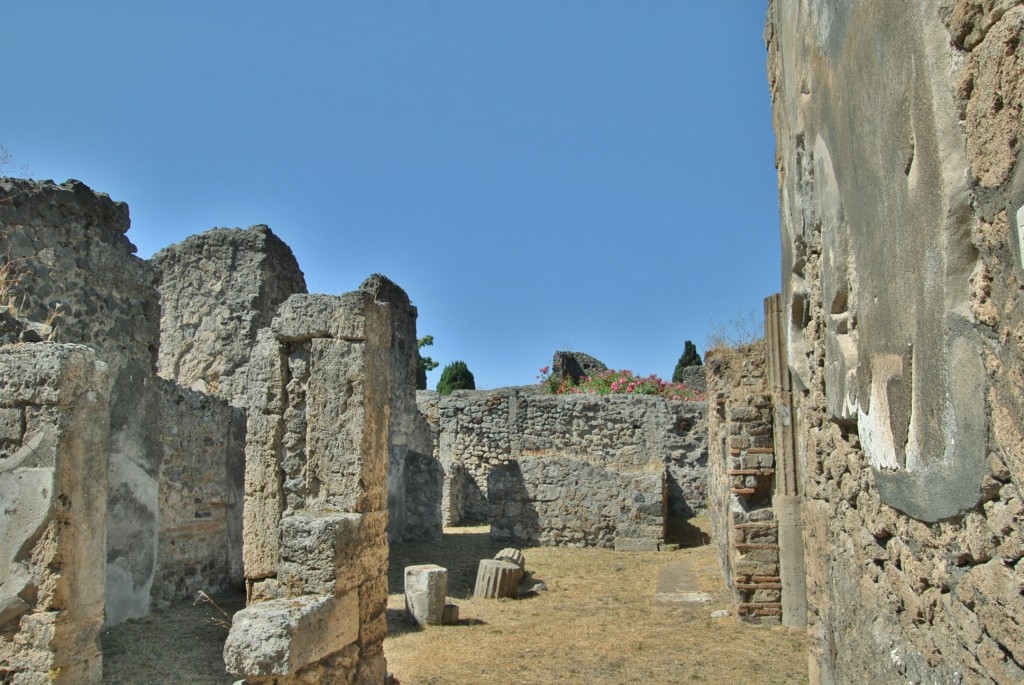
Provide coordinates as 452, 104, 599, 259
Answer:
388, 525, 509, 599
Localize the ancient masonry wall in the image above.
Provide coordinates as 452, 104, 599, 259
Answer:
152, 380, 246, 607
0, 343, 109, 685
417, 388, 707, 549
151, 225, 307, 405
224, 292, 393, 683
705, 342, 781, 624
0, 178, 162, 625
359, 275, 441, 543
769, 1, 1024, 682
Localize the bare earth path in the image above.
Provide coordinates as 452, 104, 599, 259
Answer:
102, 519, 807, 683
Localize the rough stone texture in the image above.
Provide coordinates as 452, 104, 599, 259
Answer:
705, 343, 781, 625
488, 456, 665, 549
403, 564, 447, 626
231, 289, 393, 684
0, 344, 109, 685
769, 1, 1024, 681
152, 379, 245, 606
151, 225, 307, 406
551, 350, 607, 383
417, 388, 707, 549
0, 178, 162, 626
473, 559, 522, 600
359, 275, 440, 543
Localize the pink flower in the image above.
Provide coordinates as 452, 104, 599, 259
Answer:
540, 366, 550, 375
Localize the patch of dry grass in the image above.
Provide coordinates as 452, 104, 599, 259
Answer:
386, 520, 808, 685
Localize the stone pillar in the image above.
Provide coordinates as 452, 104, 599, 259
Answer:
225, 290, 393, 684
765, 294, 807, 629
0, 344, 110, 684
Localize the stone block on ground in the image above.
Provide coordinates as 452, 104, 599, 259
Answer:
473, 559, 523, 599
404, 564, 448, 626
223, 592, 358, 678
494, 547, 525, 570
442, 602, 460, 626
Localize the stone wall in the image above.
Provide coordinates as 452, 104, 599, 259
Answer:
705, 342, 781, 624
359, 275, 440, 543
0, 178, 162, 625
418, 388, 707, 549
0, 343, 109, 684
152, 380, 245, 606
151, 225, 307, 406
225, 292, 393, 683
769, 1, 1024, 681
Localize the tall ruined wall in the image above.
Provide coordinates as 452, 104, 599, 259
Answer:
705, 342, 782, 625
359, 274, 440, 543
0, 179, 162, 625
0, 343, 109, 684
226, 292, 393, 683
418, 388, 707, 549
151, 225, 307, 406
769, 1, 1024, 681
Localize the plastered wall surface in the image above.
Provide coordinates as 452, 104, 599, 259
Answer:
769, 1, 1024, 681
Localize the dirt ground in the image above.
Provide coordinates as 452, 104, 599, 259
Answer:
102, 518, 808, 684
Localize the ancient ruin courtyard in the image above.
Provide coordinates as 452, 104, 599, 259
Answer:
101, 519, 808, 684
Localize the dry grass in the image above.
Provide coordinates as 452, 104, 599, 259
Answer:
386, 519, 808, 685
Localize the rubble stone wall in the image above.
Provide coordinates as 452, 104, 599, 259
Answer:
0, 178, 162, 625
769, 1, 1024, 681
417, 388, 707, 549
153, 380, 245, 606
0, 343, 109, 685
151, 225, 307, 407
705, 342, 781, 624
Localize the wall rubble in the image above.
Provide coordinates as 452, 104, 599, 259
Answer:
0, 343, 109, 684
768, 1, 1024, 681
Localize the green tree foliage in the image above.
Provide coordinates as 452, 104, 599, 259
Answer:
416, 335, 439, 390
672, 340, 703, 383
436, 360, 475, 395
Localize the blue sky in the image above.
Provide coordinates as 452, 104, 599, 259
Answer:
2, 2, 778, 389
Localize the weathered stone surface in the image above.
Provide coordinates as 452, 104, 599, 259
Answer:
223, 592, 359, 677
152, 224, 306, 406
494, 548, 525, 570
0, 343, 109, 685
359, 274, 440, 543
473, 559, 522, 600
551, 350, 607, 383
404, 564, 448, 626
0, 178, 161, 626
418, 388, 707, 546
768, 0, 1024, 679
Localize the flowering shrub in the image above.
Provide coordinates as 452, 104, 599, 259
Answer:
537, 367, 704, 401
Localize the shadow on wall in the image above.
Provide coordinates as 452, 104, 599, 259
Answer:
445, 461, 489, 525
486, 462, 541, 545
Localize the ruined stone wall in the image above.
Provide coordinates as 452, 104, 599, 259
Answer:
705, 342, 781, 624
0, 343, 109, 684
151, 225, 307, 406
418, 388, 707, 549
769, 1, 1024, 681
152, 380, 245, 606
359, 275, 440, 543
0, 178, 162, 625
225, 292, 393, 683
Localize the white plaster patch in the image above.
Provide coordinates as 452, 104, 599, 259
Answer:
1015, 205, 1024, 269
859, 354, 904, 471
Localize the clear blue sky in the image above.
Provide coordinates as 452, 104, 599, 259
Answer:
2, 2, 779, 390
